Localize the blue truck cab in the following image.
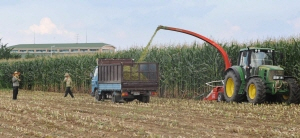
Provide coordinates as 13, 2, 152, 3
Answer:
91, 58, 159, 103
91, 66, 99, 96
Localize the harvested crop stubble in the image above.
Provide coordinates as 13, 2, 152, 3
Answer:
1, 89, 300, 137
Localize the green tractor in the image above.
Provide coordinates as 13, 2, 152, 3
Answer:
155, 25, 300, 104
224, 47, 300, 104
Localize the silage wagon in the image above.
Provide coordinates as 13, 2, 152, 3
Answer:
91, 58, 159, 103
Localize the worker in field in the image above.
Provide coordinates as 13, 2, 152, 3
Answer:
12, 71, 21, 100
63, 73, 74, 98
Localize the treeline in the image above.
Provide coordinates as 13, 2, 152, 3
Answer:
0, 39, 21, 59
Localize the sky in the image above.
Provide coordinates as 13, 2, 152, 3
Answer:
1, 0, 300, 50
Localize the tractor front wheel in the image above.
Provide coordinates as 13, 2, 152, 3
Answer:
224, 70, 244, 102
277, 78, 300, 104
246, 77, 266, 104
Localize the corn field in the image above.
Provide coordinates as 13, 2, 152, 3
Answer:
0, 37, 300, 98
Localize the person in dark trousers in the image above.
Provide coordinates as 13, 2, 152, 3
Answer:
12, 71, 21, 100
63, 73, 74, 98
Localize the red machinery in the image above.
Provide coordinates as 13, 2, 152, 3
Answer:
157, 25, 231, 101
203, 80, 224, 101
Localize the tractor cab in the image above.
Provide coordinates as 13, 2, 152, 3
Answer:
238, 47, 277, 79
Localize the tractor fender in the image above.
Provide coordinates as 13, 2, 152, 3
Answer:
225, 66, 244, 81
225, 66, 246, 94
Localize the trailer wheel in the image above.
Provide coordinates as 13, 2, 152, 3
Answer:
277, 78, 300, 104
95, 93, 102, 101
112, 94, 117, 103
224, 70, 244, 102
124, 98, 135, 102
91, 89, 97, 97
246, 77, 266, 104
217, 92, 225, 102
112, 92, 121, 103
138, 96, 150, 103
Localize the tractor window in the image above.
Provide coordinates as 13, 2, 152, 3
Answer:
250, 50, 273, 67
239, 51, 248, 66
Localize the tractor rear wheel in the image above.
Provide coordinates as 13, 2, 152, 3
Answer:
224, 70, 244, 102
277, 78, 300, 104
246, 77, 266, 104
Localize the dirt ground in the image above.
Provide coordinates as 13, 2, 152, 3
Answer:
0, 89, 300, 138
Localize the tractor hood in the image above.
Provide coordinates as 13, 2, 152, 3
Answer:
258, 65, 284, 82
258, 65, 284, 71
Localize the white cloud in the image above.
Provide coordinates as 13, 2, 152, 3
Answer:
29, 17, 56, 34
22, 17, 75, 36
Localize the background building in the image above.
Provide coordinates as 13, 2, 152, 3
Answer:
9, 43, 115, 58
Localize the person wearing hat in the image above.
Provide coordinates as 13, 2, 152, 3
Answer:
63, 73, 74, 98
12, 71, 21, 100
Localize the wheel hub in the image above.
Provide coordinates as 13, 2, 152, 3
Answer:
248, 84, 256, 100
226, 78, 234, 97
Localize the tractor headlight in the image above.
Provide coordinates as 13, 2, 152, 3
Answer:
273, 75, 284, 80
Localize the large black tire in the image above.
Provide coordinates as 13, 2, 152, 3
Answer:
95, 93, 102, 101
124, 98, 135, 102
112, 94, 117, 103
217, 92, 225, 102
91, 89, 96, 97
277, 78, 300, 104
246, 77, 266, 104
112, 92, 121, 103
224, 70, 244, 102
138, 96, 150, 103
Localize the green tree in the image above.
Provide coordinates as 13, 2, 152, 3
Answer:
0, 38, 21, 59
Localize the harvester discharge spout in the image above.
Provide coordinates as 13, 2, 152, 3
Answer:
156, 25, 231, 101
157, 25, 231, 70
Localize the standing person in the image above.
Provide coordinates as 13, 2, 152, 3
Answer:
63, 73, 74, 98
12, 71, 21, 100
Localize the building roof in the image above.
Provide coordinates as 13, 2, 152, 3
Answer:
9, 43, 114, 49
